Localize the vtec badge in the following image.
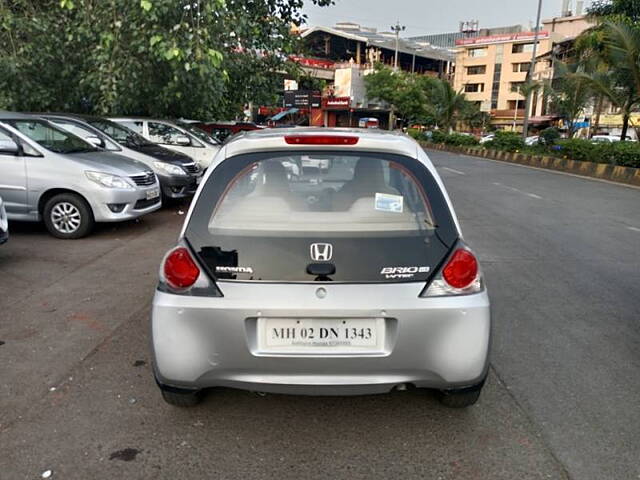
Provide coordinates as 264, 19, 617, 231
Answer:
380, 266, 430, 279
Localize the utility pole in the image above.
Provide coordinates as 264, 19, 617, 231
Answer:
522, 0, 543, 139
391, 21, 406, 71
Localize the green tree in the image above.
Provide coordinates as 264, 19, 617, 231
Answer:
589, 0, 640, 23
545, 63, 594, 138
580, 22, 640, 140
426, 79, 469, 132
0, 0, 331, 118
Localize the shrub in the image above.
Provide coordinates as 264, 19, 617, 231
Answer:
601, 141, 640, 167
484, 131, 524, 152
540, 127, 561, 146
555, 139, 600, 162
407, 128, 425, 141
445, 133, 479, 146
430, 130, 448, 144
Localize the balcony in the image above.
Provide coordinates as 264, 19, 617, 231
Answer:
491, 109, 525, 119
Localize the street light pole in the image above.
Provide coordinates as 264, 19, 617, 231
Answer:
391, 21, 406, 71
522, 0, 543, 139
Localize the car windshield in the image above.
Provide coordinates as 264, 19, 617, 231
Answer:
7, 119, 97, 154
87, 119, 154, 148
178, 122, 220, 146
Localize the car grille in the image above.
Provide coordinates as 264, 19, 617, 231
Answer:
182, 163, 199, 175
130, 171, 156, 186
134, 197, 161, 210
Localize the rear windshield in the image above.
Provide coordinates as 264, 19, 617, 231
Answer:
186, 151, 457, 283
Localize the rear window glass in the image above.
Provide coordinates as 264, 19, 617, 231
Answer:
186, 151, 457, 283
211, 156, 435, 235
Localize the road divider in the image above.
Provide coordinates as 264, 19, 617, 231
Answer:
423, 143, 640, 187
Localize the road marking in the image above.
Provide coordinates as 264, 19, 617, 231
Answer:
493, 182, 542, 199
451, 153, 640, 191
442, 167, 466, 175
628, 226, 640, 233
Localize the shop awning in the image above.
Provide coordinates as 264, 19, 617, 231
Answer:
269, 108, 299, 121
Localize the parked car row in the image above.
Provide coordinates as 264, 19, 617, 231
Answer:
0, 111, 222, 239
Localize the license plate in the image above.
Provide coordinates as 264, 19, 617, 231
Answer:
146, 188, 159, 200
257, 318, 384, 353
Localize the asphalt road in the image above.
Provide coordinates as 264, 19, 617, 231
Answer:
1, 150, 638, 479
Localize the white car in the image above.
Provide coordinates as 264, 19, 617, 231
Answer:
525, 136, 540, 146
479, 134, 495, 144
0, 195, 8, 244
110, 117, 221, 170
151, 128, 491, 408
592, 135, 620, 143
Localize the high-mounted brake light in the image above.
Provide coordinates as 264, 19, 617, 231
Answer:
442, 249, 478, 289
163, 247, 200, 289
284, 135, 359, 145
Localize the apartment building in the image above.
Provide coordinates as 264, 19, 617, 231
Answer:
453, 15, 592, 131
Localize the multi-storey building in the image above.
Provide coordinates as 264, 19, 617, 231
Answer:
453, 15, 592, 131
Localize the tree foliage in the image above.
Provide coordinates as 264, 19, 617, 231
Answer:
0, 0, 331, 118
545, 63, 593, 137
364, 64, 474, 130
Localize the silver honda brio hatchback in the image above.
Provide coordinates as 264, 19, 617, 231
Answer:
152, 128, 491, 408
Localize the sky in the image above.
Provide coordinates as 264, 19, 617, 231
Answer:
302, 0, 593, 37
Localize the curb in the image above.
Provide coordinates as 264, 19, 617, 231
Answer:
421, 142, 640, 187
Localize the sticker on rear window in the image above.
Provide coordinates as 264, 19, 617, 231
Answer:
374, 193, 404, 213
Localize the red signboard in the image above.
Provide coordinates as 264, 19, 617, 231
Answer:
322, 96, 351, 109
455, 31, 550, 46
289, 56, 336, 69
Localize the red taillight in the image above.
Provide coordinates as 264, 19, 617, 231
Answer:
164, 247, 200, 289
442, 249, 478, 289
284, 135, 359, 145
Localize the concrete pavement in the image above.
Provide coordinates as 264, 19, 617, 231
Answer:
1, 149, 639, 479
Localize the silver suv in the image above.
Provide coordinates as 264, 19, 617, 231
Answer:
0, 113, 161, 239
151, 129, 491, 408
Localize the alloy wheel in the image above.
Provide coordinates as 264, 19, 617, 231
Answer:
50, 202, 82, 234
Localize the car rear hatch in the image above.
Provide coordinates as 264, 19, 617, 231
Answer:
184, 150, 458, 286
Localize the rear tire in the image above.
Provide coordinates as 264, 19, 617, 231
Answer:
438, 376, 486, 408
43, 193, 94, 239
438, 388, 482, 408
159, 385, 202, 407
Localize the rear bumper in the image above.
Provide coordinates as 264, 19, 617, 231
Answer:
151, 282, 491, 395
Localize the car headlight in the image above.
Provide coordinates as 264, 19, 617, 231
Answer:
85, 171, 134, 189
153, 161, 187, 176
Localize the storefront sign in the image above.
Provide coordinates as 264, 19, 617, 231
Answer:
456, 31, 550, 46
284, 90, 322, 108
289, 56, 336, 69
322, 96, 351, 109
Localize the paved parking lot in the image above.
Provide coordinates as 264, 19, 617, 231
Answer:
2, 150, 639, 479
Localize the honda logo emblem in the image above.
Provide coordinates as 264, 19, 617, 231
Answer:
310, 243, 333, 262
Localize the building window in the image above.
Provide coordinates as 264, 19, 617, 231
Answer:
512, 43, 534, 54
512, 62, 531, 72
510, 81, 525, 93
466, 65, 487, 75
464, 83, 485, 93
508, 100, 526, 110
468, 48, 487, 58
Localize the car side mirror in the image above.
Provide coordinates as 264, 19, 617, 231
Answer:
86, 136, 104, 148
175, 134, 191, 146
0, 139, 20, 155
